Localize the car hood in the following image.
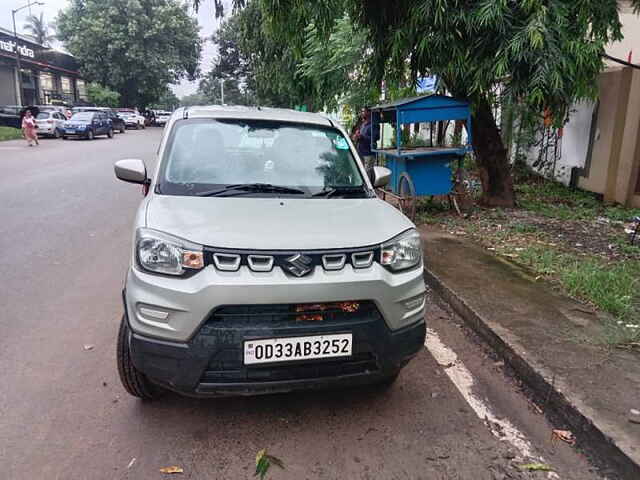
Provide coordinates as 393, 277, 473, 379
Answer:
145, 195, 414, 250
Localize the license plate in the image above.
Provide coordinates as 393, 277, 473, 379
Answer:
65, 129, 75, 134
244, 333, 352, 365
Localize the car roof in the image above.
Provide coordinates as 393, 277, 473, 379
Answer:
179, 105, 333, 127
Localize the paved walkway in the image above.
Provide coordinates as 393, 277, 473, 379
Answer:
419, 226, 640, 479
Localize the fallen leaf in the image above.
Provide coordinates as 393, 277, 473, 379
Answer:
127, 458, 136, 469
83, 344, 94, 351
519, 463, 553, 471
551, 429, 576, 446
255, 449, 284, 479
159, 466, 184, 474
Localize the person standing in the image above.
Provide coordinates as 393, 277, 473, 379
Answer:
355, 107, 378, 169
21, 110, 39, 147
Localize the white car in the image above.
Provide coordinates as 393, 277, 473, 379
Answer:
113, 106, 426, 399
154, 111, 171, 126
35, 111, 67, 138
117, 110, 146, 129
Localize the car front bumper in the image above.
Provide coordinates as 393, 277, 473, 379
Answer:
125, 300, 425, 397
123, 262, 426, 396
63, 128, 89, 136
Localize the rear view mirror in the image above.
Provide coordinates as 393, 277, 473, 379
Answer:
368, 166, 391, 188
114, 158, 147, 184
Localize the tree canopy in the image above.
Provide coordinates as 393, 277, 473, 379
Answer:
196, 0, 640, 206
57, 0, 202, 108
23, 13, 55, 46
87, 83, 120, 107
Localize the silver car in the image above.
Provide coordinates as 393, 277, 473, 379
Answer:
35, 111, 66, 138
114, 106, 426, 399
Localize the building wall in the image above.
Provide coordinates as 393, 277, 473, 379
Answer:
0, 65, 16, 105
578, 68, 625, 194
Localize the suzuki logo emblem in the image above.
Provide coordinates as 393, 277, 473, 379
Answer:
283, 254, 313, 277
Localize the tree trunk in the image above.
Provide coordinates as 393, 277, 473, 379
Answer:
472, 96, 515, 207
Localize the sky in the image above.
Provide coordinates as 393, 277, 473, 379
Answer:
0, 0, 224, 98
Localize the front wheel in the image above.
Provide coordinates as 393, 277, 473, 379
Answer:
135, 123, 140, 130
117, 315, 162, 400
120, 125, 125, 133
107, 128, 114, 138
86, 130, 94, 140
54, 128, 61, 139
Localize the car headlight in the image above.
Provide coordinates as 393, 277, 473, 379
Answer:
380, 229, 422, 272
136, 228, 204, 276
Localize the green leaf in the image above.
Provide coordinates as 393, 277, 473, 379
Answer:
519, 463, 554, 471
254, 449, 285, 479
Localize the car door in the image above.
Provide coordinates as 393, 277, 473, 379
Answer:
99, 112, 109, 134
54, 113, 65, 131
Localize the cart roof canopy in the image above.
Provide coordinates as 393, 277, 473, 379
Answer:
371, 94, 470, 124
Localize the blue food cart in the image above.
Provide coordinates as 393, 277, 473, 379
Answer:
370, 94, 473, 219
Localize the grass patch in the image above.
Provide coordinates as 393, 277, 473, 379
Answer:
517, 245, 640, 346
0, 126, 22, 142
515, 178, 640, 222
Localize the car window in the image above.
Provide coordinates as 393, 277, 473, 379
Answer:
36, 113, 50, 119
71, 112, 94, 121
158, 118, 365, 197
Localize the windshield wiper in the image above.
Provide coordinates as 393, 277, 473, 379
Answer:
196, 183, 306, 197
312, 185, 367, 198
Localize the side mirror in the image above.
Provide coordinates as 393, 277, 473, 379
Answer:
115, 158, 147, 184
368, 166, 391, 188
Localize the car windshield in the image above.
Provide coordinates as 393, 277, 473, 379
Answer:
157, 119, 367, 197
70, 112, 93, 121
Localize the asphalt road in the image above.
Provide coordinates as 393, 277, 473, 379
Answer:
0, 129, 605, 480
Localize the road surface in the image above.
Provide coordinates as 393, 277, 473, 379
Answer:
0, 129, 605, 479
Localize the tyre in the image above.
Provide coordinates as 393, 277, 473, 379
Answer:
54, 128, 61, 139
397, 173, 417, 222
107, 128, 114, 139
136, 123, 140, 130
62, 135, 67, 140
120, 125, 125, 133
117, 315, 162, 400
86, 130, 94, 140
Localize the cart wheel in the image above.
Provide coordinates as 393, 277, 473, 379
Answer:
398, 173, 417, 221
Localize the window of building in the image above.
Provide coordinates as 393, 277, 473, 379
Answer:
61, 76, 72, 94
77, 79, 88, 101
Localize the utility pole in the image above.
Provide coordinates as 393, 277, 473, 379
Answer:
220, 78, 224, 105
11, 1, 44, 106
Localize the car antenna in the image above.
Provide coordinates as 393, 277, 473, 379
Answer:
183, 107, 189, 119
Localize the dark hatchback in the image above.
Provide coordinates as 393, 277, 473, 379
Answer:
62, 111, 114, 140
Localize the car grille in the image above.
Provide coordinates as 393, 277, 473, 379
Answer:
206, 301, 381, 325
203, 245, 380, 275
196, 301, 383, 384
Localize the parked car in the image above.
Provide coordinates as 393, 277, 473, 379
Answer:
0, 106, 21, 129
62, 111, 114, 140
102, 109, 126, 134
35, 111, 67, 138
71, 107, 126, 133
154, 110, 171, 126
117, 109, 146, 129
113, 106, 426, 399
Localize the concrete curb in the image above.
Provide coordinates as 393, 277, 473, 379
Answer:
423, 266, 640, 480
